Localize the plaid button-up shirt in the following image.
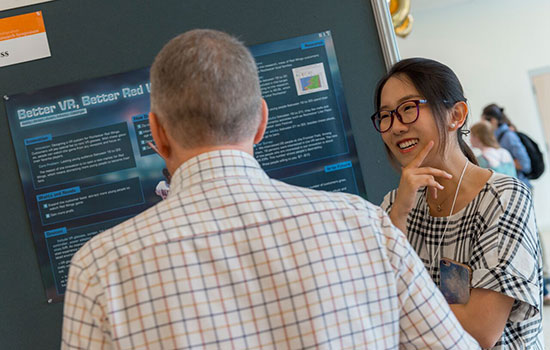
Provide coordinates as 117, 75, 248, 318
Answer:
62, 150, 479, 349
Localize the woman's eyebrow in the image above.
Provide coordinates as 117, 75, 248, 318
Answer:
380, 94, 423, 109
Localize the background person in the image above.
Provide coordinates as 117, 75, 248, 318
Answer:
482, 103, 531, 188
470, 120, 517, 177
61, 30, 479, 349
372, 57, 542, 349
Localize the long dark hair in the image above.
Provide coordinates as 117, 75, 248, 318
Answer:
374, 57, 478, 166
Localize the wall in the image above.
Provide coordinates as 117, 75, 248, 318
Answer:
396, 0, 550, 231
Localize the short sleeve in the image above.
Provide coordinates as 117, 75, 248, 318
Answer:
470, 178, 541, 322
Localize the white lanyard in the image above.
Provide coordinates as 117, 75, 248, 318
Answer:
430, 159, 469, 276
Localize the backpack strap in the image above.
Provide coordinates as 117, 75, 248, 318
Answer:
497, 130, 508, 143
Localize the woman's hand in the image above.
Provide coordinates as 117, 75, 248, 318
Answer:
389, 141, 452, 232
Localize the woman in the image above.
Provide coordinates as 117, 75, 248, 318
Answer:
470, 120, 517, 177
371, 58, 542, 349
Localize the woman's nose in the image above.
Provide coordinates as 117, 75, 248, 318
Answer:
391, 114, 408, 134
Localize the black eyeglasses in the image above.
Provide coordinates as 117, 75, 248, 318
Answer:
371, 99, 428, 133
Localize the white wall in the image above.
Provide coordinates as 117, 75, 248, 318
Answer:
396, 0, 550, 231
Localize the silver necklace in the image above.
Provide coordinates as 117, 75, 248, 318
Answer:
435, 196, 450, 212
429, 159, 469, 275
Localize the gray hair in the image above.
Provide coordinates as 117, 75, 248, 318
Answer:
150, 29, 262, 147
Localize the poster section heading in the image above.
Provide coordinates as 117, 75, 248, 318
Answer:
4, 31, 365, 302
281, 161, 359, 194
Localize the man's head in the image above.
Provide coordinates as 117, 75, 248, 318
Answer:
149, 29, 266, 156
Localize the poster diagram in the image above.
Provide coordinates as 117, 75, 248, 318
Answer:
292, 63, 329, 96
4, 30, 366, 302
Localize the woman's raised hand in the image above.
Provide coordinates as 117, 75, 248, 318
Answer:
389, 141, 452, 232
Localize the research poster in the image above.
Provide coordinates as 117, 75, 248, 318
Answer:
5, 31, 366, 302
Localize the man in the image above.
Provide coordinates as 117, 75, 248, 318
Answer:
62, 29, 479, 349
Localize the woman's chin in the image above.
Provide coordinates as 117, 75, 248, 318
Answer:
392, 152, 411, 167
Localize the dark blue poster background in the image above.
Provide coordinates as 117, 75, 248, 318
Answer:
5, 31, 366, 303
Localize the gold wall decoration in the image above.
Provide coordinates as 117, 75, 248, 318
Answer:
388, 0, 413, 38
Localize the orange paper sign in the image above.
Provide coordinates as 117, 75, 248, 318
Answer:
0, 12, 46, 41
0, 11, 51, 67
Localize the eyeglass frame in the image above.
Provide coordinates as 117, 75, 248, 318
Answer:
370, 99, 428, 133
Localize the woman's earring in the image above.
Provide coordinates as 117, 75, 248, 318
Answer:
450, 123, 456, 128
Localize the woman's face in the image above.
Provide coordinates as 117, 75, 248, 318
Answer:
483, 115, 499, 131
379, 75, 441, 167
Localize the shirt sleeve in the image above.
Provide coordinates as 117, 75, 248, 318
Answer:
380, 190, 395, 213
380, 211, 480, 349
503, 131, 531, 174
470, 178, 541, 323
61, 251, 113, 350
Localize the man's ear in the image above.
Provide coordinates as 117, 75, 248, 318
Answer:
149, 111, 171, 160
450, 101, 468, 130
253, 99, 269, 144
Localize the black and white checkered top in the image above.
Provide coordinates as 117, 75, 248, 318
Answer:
382, 172, 543, 350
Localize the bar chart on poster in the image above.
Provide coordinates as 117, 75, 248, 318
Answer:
5, 31, 366, 303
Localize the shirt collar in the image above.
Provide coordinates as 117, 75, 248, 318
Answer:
167, 149, 268, 197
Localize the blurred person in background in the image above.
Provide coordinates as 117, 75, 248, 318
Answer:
470, 120, 517, 177
482, 104, 531, 187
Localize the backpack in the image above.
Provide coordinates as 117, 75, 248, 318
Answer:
498, 130, 545, 179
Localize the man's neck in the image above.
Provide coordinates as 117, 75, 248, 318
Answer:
167, 144, 254, 175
